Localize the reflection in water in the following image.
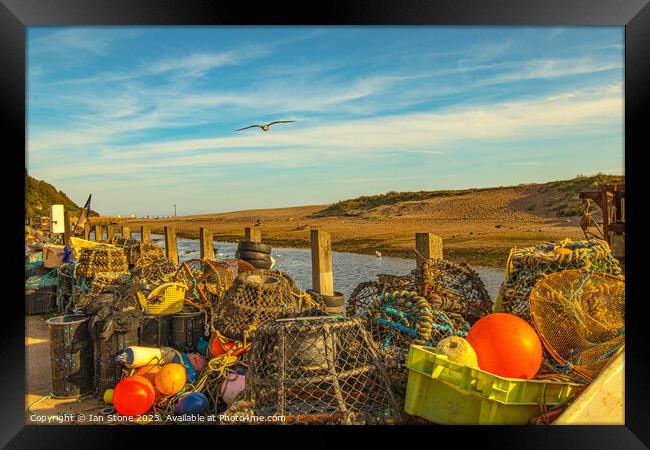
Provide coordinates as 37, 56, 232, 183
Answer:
144, 234, 504, 301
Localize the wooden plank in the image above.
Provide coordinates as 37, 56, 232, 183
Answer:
121, 226, 131, 239
140, 226, 150, 243
311, 229, 334, 296
199, 227, 215, 259
106, 226, 115, 240
245, 227, 261, 242
94, 224, 103, 242
415, 232, 443, 268
164, 226, 179, 264
83, 224, 91, 240
63, 210, 71, 247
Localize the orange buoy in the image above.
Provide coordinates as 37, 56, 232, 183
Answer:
210, 337, 235, 357
112, 376, 155, 417
135, 364, 161, 385
154, 363, 187, 395
466, 313, 542, 379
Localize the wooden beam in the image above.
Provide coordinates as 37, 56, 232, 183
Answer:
200, 228, 215, 259
311, 229, 334, 296
164, 226, 179, 264
415, 232, 443, 269
245, 227, 261, 242
94, 224, 103, 242
140, 226, 150, 243
121, 226, 131, 239
106, 225, 115, 240
63, 211, 71, 247
83, 224, 91, 240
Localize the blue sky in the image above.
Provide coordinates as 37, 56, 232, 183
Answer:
27, 27, 624, 216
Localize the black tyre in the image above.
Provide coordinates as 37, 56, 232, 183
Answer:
237, 249, 272, 260
245, 258, 272, 270
307, 290, 345, 307
237, 241, 272, 254
324, 306, 345, 315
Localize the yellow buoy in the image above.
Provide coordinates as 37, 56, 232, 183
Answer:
435, 336, 478, 367
103, 388, 114, 404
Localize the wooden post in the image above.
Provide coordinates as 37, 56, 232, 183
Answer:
84, 224, 91, 240
140, 226, 150, 243
415, 232, 443, 269
63, 211, 71, 247
106, 226, 115, 240
245, 227, 261, 242
164, 226, 179, 264
311, 229, 334, 296
121, 226, 131, 239
94, 224, 103, 242
200, 228, 215, 259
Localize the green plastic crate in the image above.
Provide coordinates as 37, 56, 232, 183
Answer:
404, 345, 582, 425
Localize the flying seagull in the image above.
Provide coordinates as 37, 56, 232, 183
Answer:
235, 120, 295, 132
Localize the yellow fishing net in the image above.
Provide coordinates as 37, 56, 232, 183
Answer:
529, 269, 624, 381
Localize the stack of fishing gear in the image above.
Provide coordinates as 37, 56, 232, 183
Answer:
214, 270, 326, 342
75, 245, 129, 279
529, 269, 624, 383
348, 258, 491, 325
106, 236, 165, 268
130, 257, 178, 288
497, 239, 622, 323
223, 314, 404, 424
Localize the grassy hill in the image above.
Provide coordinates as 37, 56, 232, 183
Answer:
312, 174, 624, 218
25, 169, 99, 219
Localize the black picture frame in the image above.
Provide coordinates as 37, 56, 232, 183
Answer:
2, 0, 648, 447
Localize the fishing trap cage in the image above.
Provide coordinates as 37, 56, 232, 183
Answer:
224, 315, 405, 425
352, 289, 471, 394
74, 245, 129, 279
496, 238, 623, 323
529, 269, 624, 382
130, 257, 178, 287
107, 237, 165, 268
214, 270, 326, 341
348, 258, 491, 325
173, 258, 236, 305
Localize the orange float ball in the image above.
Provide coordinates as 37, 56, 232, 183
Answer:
112, 376, 155, 417
135, 364, 161, 385
154, 363, 187, 395
466, 313, 542, 379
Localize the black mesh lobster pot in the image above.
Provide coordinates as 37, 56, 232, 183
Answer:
225, 315, 404, 425
26, 286, 57, 315
94, 329, 139, 395
46, 315, 95, 399
140, 314, 171, 347
170, 307, 204, 353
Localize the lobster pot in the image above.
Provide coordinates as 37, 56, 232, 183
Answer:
140, 314, 171, 347
26, 286, 57, 315
46, 315, 94, 399
94, 329, 139, 395
170, 307, 204, 353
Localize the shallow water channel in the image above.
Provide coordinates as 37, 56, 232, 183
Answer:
114, 233, 505, 302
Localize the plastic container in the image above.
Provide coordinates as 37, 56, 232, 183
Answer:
143, 282, 185, 315
95, 329, 139, 394
404, 345, 582, 425
140, 314, 171, 347
25, 286, 57, 315
170, 307, 205, 353
47, 315, 95, 398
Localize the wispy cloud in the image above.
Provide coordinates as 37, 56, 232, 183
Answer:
27, 27, 624, 214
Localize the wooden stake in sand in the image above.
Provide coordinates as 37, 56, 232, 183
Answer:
164, 226, 179, 264
311, 229, 334, 296
415, 232, 443, 269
